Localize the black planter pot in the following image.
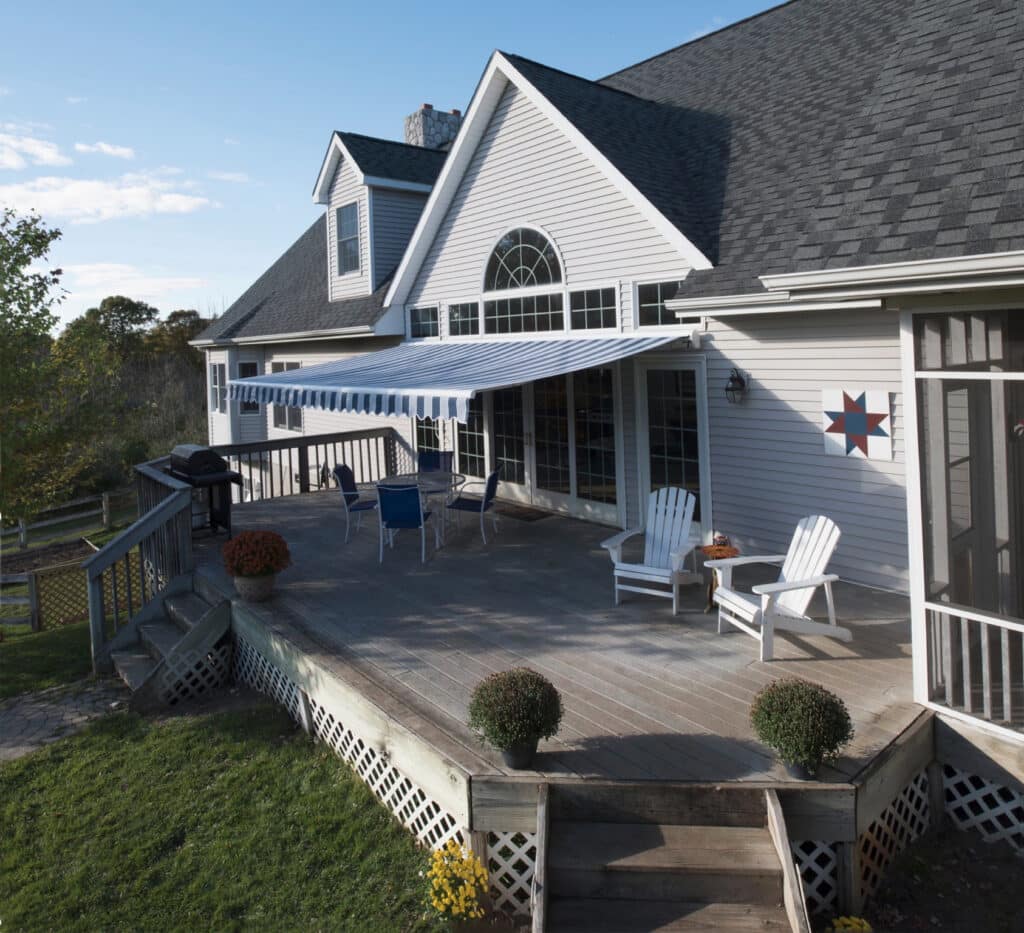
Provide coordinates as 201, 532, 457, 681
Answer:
784, 760, 818, 781
500, 738, 539, 769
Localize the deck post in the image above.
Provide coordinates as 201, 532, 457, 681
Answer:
835, 841, 863, 916
296, 688, 314, 733
926, 760, 946, 828
297, 446, 310, 493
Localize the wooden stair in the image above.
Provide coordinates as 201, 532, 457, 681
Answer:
110, 580, 229, 709
545, 784, 793, 932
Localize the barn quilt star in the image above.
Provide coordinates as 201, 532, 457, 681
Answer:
824, 391, 890, 456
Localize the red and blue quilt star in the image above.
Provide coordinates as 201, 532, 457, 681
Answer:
824, 391, 890, 456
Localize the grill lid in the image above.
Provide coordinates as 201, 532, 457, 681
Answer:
170, 444, 228, 476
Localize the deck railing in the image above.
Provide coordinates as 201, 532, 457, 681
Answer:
84, 428, 418, 670
925, 601, 1024, 732
84, 459, 194, 672
215, 427, 417, 501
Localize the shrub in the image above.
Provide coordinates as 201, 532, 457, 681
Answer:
222, 530, 291, 578
750, 678, 853, 772
468, 668, 562, 750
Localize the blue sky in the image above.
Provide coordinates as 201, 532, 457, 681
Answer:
1, 0, 776, 330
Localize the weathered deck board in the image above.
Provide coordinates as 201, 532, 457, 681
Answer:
197, 492, 917, 783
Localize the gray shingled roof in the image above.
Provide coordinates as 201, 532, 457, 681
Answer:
337, 132, 447, 186
512, 0, 1024, 297
195, 217, 391, 343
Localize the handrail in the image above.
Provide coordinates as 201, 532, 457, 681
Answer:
83, 489, 191, 576
214, 426, 400, 457
924, 600, 1024, 636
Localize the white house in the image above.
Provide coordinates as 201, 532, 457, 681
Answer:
195, 0, 1023, 733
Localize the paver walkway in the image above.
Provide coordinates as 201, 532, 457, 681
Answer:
0, 679, 128, 762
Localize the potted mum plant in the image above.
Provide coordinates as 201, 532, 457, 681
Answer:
222, 530, 291, 602
750, 678, 854, 780
468, 668, 562, 769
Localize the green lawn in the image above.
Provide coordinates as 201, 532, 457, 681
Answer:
0, 622, 94, 700
0, 702, 441, 932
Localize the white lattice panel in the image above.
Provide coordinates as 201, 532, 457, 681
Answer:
233, 635, 462, 853
487, 831, 536, 916
943, 764, 1024, 852
792, 840, 838, 915
859, 770, 931, 899
309, 695, 462, 850
234, 636, 301, 720
159, 638, 233, 706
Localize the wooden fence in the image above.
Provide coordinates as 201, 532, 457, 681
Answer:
1, 488, 135, 550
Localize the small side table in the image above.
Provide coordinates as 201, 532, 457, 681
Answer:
700, 544, 740, 612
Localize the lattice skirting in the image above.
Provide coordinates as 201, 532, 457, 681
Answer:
487, 831, 537, 916
943, 763, 1024, 852
159, 636, 233, 706
858, 769, 931, 901
792, 840, 838, 916
233, 634, 462, 853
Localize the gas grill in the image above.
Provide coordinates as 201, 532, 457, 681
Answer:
166, 445, 242, 537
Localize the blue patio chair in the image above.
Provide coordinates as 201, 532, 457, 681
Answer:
446, 469, 500, 544
417, 450, 454, 473
377, 484, 439, 564
333, 464, 377, 543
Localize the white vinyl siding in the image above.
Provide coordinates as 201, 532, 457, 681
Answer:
702, 309, 908, 592
405, 83, 691, 326
235, 348, 267, 443
327, 158, 371, 301
372, 189, 428, 289
206, 348, 232, 445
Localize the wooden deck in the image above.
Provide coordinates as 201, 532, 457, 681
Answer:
197, 491, 918, 785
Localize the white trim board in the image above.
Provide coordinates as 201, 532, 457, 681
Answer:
312, 135, 435, 205
384, 51, 712, 310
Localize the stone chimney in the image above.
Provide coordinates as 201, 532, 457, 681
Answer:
404, 103, 463, 149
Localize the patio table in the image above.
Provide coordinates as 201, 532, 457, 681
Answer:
376, 471, 466, 544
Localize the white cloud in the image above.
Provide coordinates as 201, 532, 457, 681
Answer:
207, 170, 249, 183
0, 86, 11, 97
75, 141, 135, 159
223, 137, 240, 145
62, 263, 205, 308
0, 133, 72, 170
66, 96, 87, 104
0, 170, 212, 223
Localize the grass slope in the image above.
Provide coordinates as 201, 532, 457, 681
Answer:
0, 622, 94, 700
0, 702, 440, 932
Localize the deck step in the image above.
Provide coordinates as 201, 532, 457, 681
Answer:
111, 649, 157, 691
547, 898, 789, 932
164, 592, 212, 631
193, 569, 230, 607
139, 619, 184, 660
548, 822, 782, 903
550, 783, 767, 827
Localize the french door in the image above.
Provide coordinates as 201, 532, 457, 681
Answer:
635, 357, 712, 540
486, 367, 623, 524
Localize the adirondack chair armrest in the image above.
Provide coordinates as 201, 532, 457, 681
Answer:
669, 546, 695, 573
703, 554, 788, 569
600, 527, 642, 563
751, 573, 839, 596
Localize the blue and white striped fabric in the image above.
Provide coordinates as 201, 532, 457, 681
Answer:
229, 336, 677, 423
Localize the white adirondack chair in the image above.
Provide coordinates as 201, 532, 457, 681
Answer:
705, 515, 852, 661
600, 487, 700, 615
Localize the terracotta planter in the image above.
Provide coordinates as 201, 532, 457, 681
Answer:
500, 738, 539, 770
234, 573, 276, 602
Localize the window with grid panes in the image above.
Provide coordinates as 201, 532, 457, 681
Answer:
409, 306, 439, 338
448, 302, 480, 336
637, 280, 686, 326
646, 368, 701, 520
492, 387, 525, 484
574, 368, 617, 503
416, 418, 441, 453
570, 287, 617, 330
210, 363, 227, 413
484, 294, 563, 334
533, 376, 571, 494
337, 203, 359, 275
271, 361, 302, 431
456, 397, 485, 477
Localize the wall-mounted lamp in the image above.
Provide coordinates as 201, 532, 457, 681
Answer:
725, 368, 747, 404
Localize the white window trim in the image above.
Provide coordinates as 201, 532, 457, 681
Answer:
237, 361, 261, 415
444, 299, 482, 339
406, 305, 441, 341
567, 281, 622, 335
210, 362, 227, 414
270, 361, 303, 432
336, 201, 361, 278
632, 278, 704, 332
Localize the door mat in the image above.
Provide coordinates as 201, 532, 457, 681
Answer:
495, 502, 551, 522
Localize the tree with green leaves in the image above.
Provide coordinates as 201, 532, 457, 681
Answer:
0, 209, 66, 520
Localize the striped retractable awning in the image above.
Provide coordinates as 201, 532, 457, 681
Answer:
229, 335, 677, 423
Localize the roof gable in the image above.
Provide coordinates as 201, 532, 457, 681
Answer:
385, 51, 713, 308
313, 132, 447, 203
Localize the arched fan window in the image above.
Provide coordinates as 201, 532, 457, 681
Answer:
485, 228, 562, 291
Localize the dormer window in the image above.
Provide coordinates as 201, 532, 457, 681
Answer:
337, 202, 360, 275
